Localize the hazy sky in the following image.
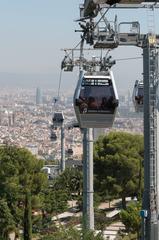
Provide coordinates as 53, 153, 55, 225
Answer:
0, 1, 158, 93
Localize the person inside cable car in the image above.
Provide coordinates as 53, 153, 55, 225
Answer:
135, 95, 143, 105
76, 95, 88, 113
101, 97, 108, 110
135, 88, 143, 105
88, 96, 98, 110
100, 94, 117, 112
76, 87, 92, 113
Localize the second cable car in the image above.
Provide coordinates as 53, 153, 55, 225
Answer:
52, 112, 64, 127
67, 148, 74, 156
132, 80, 143, 112
74, 70, 119, 128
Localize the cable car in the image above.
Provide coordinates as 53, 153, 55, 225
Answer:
74, 70, 119, 128
50, 129, 57, 142
50, 131, 57, 141
51, 124, 57, 130
132, 80, 143, 112
52, 112, 64, 127
67, 148, 73, 156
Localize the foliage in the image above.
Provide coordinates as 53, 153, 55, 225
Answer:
23, 191, 32, 240
41, 188, 68, 214
40, 227, 104, 240
94, 192, 102, 209
0, 199, 15, 239
94, 131, 144, 208
48, 167, 83, 211
54, 167, 83, 198
120, 201, 141, 237
116, 233, 137, 240
0, 145, 47, 237
94, 210, 108, 231
33, 167, 83, 233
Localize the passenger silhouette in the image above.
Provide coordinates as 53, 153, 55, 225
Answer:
101, 97, 108, 110
107, 96, 117, 110
88, 96, 98, 109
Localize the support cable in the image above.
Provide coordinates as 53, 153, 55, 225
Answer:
65, 5, 112, 59
53, 68, 63, 111
57, 69, 63, 101
94, 5, 113, 29
116, 56, 142, 61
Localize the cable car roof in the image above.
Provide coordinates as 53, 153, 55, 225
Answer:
84, 71, 111, 77
53, 112, 64, 120
84, 75, 111, 78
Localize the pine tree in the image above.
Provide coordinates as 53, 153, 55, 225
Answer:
23, 190, 32, 240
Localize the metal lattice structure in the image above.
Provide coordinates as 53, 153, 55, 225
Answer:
142, 39, 159, 239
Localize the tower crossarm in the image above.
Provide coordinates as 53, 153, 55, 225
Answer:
82, 0, 159, 18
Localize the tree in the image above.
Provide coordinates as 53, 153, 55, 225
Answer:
42, 188, 68, 215
24, 190, 32, 240
0, 199, 15, 239
54, 167, 83, 198
120, 201, 141, 238
0, 145, 48, 236
94, 132, 144, 208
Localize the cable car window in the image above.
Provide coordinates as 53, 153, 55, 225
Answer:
138, 88, 143, 96
74, 70, 119, 128
77, 85, 116, 113
135, 87, 143, 105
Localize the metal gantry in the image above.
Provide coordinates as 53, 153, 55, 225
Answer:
142, 37, 159, 239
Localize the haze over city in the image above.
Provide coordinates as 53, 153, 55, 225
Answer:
0, 1, 158, 94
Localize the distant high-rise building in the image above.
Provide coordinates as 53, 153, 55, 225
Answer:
0, 111, 2, 126
8, 111, 14, 127
36, 87, 42, 105
8, 115, 12, 127
12, 112, 15, 126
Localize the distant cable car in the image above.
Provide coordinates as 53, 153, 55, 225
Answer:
50, 131, 57, 141
74, 70, 119, 128
52, 112, 64, 127
67, 148, 73, 156
132, 80, 143, 112
51, 124, 57, 130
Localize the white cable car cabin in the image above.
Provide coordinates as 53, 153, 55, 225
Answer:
74, 70, 119, 128
132, 80, 143, 112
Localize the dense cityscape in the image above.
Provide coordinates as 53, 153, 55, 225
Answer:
0, 87, 143, 163
0, 86, 144, 240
